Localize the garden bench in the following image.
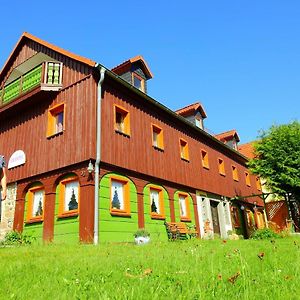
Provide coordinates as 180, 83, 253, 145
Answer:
164, 221, 198, 240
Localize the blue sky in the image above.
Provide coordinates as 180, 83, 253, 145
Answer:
1, 1, 299, 143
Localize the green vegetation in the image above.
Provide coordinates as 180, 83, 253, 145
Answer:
250, 228, 280, 240
0, 231, 36, 246
248, 121, 300, 197
1, 238, 300, 299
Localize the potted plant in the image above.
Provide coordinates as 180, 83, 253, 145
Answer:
134, 228, 150, 245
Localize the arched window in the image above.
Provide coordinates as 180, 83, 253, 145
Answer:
58, 175, 79, 218
25, 184, 45, 223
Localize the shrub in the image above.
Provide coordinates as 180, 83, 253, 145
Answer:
250, 228, 280, 240
0, 231, 36, 246
133, 229, 150, 238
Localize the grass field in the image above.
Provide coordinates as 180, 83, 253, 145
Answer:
0, 238, 300, 299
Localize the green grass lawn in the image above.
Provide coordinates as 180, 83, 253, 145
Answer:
0, 238, 300, 299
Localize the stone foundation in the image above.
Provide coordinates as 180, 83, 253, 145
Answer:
0, 183, 17, 241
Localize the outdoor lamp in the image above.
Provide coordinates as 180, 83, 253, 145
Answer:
87, 160, 94, 173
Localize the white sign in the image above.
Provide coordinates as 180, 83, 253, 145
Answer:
8, 150, 26, 169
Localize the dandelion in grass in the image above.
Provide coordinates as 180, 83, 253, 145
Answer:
228, 272, 240, 284
257, 252, 265, 260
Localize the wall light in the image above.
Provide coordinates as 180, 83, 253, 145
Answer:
87, 160, 94, 174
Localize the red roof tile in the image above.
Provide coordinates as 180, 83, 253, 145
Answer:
238, 142, 256, 159
111, 55, 153, 79
175, 102, 207, 118
215, 130, 240, 143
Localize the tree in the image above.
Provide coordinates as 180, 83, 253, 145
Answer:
151, 196, 158, 213
112, 188, 121, 209
248, 121, 300, 198
35, 200, 43, 216
68, 189, 78, 211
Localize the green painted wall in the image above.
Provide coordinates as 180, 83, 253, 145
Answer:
99, 173, 138, 242
53, 175, 79, 244
174, 191, 196, 227
143, 184, 170, 241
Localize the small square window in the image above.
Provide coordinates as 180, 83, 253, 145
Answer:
179, 193, 191, 222
26, 186, 45, 223
245, 172, 251, 186
232, 165, 239, 181
110, 177, 130, 216
150, 187, 165, 219
132, 73, 145, 92
58, 177, 79, 218
47, 103, 65, 137
152, 124, 164, 150
256, 177, 262, 191
179, 139, 189, 161
201, 150, 209, 169
114, 105, 130, 136
218, 158, 225, 175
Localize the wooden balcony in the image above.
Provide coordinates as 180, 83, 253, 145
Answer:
0, 61, 63, 106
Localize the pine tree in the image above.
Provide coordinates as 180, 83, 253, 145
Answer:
68, 189, 78, 211
112, 188, 121, 209
151, 196, 158, 213
35, 199, 43, 216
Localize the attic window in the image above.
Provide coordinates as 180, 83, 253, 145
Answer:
132, 73, 145, 92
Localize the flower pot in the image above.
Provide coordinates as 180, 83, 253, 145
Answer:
134, 236, 150, 245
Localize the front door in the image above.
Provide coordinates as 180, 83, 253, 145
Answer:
210, 201, 220, 234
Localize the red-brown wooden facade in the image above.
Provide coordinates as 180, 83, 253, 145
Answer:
0, 33, 264, 243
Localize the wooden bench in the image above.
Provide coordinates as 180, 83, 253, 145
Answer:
164, 221, 198, 240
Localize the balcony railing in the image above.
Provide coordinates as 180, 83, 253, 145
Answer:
0, 61, 63, 106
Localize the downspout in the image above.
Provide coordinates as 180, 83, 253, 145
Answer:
94, 65, 105, 245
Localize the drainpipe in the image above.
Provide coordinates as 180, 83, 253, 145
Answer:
94, 65, 105, 245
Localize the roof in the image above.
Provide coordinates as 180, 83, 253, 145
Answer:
215, 130, 240, 143
111, 55, 153, 79
0, 32, 96, 82
175, 102, 207, 119
238, 142, 255, 159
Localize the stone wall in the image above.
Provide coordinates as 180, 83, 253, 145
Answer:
0, 183, 17, 241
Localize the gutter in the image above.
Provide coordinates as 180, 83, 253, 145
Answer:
94, 65, 105, 245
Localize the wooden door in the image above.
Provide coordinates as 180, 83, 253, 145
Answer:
210, 201, 220, 234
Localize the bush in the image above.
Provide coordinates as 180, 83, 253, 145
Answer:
0, 231, 36, 246
133, 229, 150, 238
250, 228, 280, 240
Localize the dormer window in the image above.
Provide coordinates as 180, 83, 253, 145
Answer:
175, 102, 207, 130
132, 73, 145, 92
195, 112, 204, 130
